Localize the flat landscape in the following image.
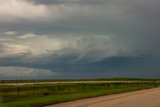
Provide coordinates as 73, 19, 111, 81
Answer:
0, 78, 160, 107
1, 0, 160, 107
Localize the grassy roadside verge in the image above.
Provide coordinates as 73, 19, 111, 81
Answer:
1, 81, 160, 107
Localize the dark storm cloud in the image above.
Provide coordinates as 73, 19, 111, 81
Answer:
0, 0, 160, 78
31, 0, 103, 5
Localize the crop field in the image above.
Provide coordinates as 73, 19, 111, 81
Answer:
0, 79, 160, 107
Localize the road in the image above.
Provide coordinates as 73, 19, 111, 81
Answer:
46, 87, 160, 107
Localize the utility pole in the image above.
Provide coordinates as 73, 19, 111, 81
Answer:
114, 73, 118, 79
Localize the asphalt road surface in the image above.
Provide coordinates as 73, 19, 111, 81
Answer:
46, 87, 160, 107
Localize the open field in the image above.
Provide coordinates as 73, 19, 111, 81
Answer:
0, 78, 160, 107
1, 78, 160, 83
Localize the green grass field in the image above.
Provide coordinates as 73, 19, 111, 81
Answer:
0, 79, 160, 107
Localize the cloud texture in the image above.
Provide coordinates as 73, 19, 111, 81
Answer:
0, 0, 160, 79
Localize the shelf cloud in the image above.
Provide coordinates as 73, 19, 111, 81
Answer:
0, 0, 160, 79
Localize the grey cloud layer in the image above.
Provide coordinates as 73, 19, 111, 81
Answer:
0, 0, 160, 78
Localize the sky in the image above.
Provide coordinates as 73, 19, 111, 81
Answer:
0, 0, 160, 79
